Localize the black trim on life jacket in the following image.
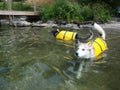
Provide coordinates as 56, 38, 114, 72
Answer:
94, 40, 103, 51
63, 31, 67, 40
71, 32, 75, 40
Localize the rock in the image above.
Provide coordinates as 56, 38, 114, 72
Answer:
38, 23, 51, 27
60, 23, 80, 30
46, 20, 54, 24
36, 21, 43, 24
19, 16, 27, 21
55, 20, 67, 25
32, 22, 42, 27
51, 24, 59, 28
32, 21, 59, 28
11, 20, 32, 27
79, 24, 92, 29
0, 19, 9, 25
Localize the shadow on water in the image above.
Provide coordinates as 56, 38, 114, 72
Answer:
0, 26, 120, 90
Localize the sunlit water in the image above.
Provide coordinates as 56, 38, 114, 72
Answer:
0, 25, 120, 90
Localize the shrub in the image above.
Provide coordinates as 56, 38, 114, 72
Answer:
0, 2, 7, 10
92, 3, 111, 23
39, 0, 112, 23
12, 2, 33, 11
39, 4, 54, 21
39, 0, 84, 22
81, 5, 93, 21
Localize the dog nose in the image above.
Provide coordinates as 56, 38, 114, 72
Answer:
75, 52, 78, 56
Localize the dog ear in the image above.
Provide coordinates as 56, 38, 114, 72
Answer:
57, 29, 60, 32
51, 29, 59, 37
79, 30, 93, 42
87, 41, 93, 47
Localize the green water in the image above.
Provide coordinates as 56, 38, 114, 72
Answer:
0, 26, 120, 90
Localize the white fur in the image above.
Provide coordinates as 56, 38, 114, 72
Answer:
93, 23, 106, 40
76, 23, 106, 59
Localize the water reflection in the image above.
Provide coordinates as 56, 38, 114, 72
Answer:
0, 26, 120, 90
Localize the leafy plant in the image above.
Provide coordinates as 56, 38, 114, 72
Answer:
12, 2, 33, 11
0, 2, 7, 10
92, 3, 111, 23
39, 4, 54, 21
39, 0, 112, 23
81, 5, 93, 21
39, 0, 84, 22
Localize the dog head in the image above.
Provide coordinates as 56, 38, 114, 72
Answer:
51, 29, 59, 37
75, 40, 94, 59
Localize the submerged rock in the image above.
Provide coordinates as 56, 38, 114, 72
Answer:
11, 20, 32, 27
0, 19, 9, 25
32, 20, 59, 28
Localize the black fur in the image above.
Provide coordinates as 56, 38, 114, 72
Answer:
51, 30, 59, 37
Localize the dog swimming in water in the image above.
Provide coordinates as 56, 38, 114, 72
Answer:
75, 23, 108, 59
51, 29, 93, 41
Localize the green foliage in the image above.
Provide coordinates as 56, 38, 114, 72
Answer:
52, 0, 82, 21
12, 2, 33, 11
39, 0, 112, 23
81, 5, 93, 21
39, 0, 84, 22
0, 2, 7, 10
0, 0, 113, 23
92, 3, 111, 23
39, 4, 54, 21
0, 2, 33, 11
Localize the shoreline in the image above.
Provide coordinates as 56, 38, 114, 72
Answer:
99, 21, 120, 30
0, 18, 120, 31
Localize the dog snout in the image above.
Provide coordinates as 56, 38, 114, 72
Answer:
75, 52, 78, 56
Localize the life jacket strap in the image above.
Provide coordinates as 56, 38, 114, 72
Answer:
71, 32, 75, 40
94, 40, 103, 52
63, 31, 67, 40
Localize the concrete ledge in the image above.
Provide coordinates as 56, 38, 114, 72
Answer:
0, 10, 40, 16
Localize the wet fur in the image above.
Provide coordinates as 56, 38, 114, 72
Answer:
76, 23, 107, 59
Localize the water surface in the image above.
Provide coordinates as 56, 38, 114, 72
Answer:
0, 25, 120, 90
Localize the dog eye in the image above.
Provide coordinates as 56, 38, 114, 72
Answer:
82, 49, 85, 51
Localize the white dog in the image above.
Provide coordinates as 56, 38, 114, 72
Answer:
76, 23, 108, 59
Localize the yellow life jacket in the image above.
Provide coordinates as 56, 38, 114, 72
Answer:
92, 38, 107, 57
56, 31, 77, 41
